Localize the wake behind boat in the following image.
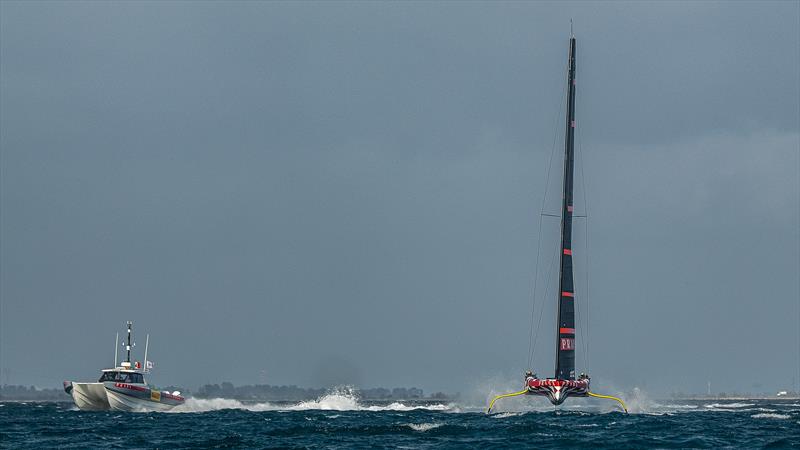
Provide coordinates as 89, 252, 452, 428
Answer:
63, 321, 184, 411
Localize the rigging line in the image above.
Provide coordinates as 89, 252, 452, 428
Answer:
577, 118, 591, 371
526, 70, 568, 369
526, 213, 545, 369
574, 257, 585, 372
574, 142, 587, 372
530, 238, 561, 366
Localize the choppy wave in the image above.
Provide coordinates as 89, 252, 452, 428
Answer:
406, 423, 443, 432
491, 411, 524, 419
704, 403, 755, 409
173, 397, 273, 412
751, 413, 790, 420
172, 387, 454, 413
3, 400, 800, 448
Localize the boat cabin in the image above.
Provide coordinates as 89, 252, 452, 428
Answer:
98, 369, 145, 384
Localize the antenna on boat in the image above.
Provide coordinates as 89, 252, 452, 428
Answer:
125, 321, 132, 363
143, 334, 150, 373
114, 332, 119, 367
570, 18, 573, 38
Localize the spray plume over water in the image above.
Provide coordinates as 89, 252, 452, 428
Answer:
171, 386, 456, 413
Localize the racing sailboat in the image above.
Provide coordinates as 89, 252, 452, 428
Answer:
487, 30, 626, 413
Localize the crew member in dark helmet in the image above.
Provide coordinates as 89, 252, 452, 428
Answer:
525, 370, 536, 381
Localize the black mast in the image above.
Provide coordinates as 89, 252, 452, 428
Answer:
555, 35, 577, 380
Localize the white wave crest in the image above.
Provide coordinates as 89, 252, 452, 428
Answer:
491, 411, 524, 419
286, 389, 361, 411
406, 423, 442, 432
704, 403, 755, 409
751, 413, 790, 420
171, 387, 455, 413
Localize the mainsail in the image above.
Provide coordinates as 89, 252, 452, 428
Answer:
486, 31, 627, 413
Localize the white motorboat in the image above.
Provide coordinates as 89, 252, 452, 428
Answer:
64, 321, 185, 411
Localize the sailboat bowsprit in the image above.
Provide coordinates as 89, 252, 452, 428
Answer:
487, 32, 626, 414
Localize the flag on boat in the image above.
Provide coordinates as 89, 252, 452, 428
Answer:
146, 361, 154, 369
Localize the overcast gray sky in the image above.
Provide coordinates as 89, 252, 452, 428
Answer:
1, 1, 798, 397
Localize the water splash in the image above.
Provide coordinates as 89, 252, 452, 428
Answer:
171, 386, 454, 413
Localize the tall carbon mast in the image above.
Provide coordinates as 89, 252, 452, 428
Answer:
555, 34, 577, 381
486, 29, 628, 413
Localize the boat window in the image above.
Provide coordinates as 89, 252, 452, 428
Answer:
98, 372, 119, 382
129, 373, 144, 384
98, 372, 144, 384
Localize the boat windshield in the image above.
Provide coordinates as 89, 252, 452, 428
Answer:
99, 371, 145, 384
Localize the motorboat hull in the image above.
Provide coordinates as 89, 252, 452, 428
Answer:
104, 382, 184, 412
64, 382, 111, 411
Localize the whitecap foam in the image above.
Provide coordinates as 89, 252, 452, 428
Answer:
406, 423, 442, 432
287, 388, 454, 412
704, 403, 755, 409
491, 411, 523, 419
364, 401, 455, 412
751, 413, 790, 420
286, 389, 360, 411
171, 387, 456, 413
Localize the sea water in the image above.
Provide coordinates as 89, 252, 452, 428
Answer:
2, 391, 798, 448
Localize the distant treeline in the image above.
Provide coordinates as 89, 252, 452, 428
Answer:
1, 385, 65, 401
0, 383, 452, 402
194, 382, 451, 401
